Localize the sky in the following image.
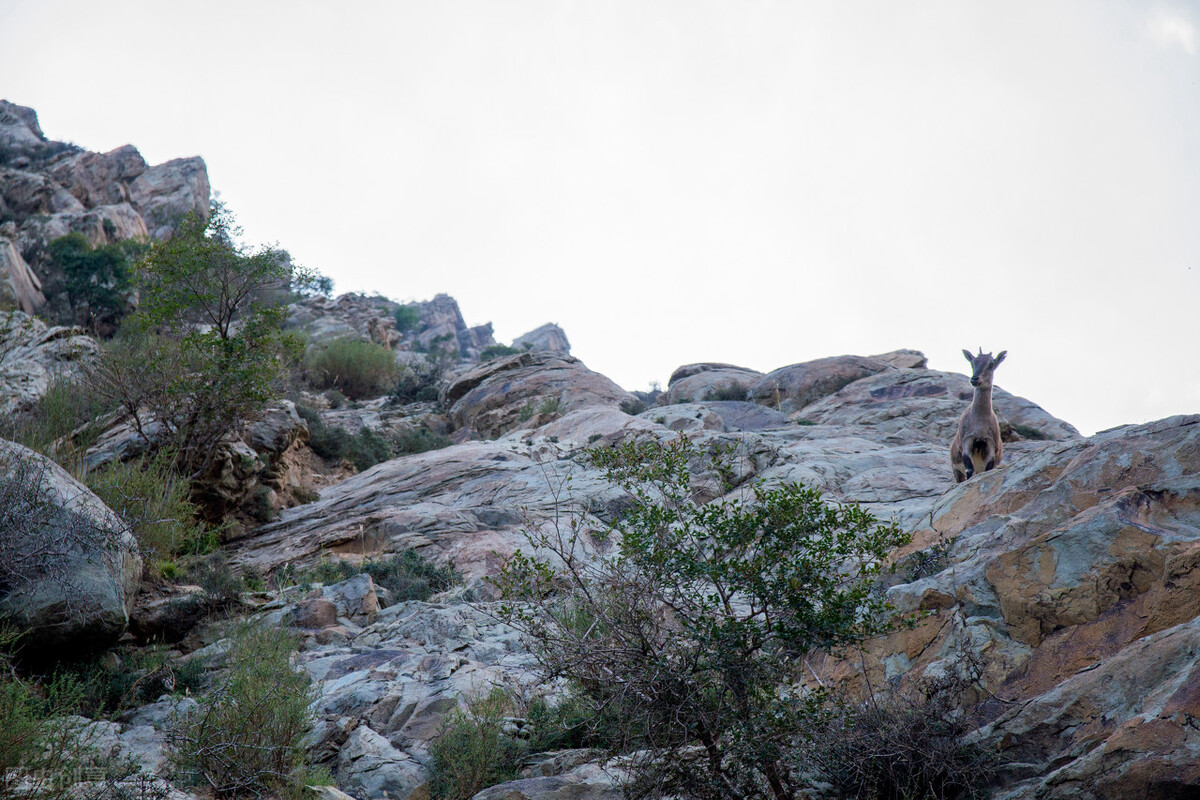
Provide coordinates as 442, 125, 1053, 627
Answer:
2, 1, 1198, 436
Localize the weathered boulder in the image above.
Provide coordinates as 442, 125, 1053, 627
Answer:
793, 367, 1081, 444
47, 144, 148, 207
0, 310, 98, 415
513, 323, 571, 354
0, 100, 63, 164
0, 166, 85, 218
821, 415, 1200, 798
444, 351, 637, 439
0, 237, 44, 313
128, 156, 211, 238
664, 362, 762, 404
411, 293, 495, 358
748, 353, 897, 413
289, 293, 403, 349
0, 440, 142, 649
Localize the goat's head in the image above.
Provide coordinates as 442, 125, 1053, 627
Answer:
962, 348, 1006, 388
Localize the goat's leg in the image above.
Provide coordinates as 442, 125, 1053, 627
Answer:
984, 440, 998, 472
961, 445, 975, 479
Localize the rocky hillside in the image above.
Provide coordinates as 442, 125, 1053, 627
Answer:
2, 101, 1198, 800
0, 100, 209, 314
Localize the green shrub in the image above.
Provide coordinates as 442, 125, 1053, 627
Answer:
90, 203, 305, 474
0, 670, 98, 800
51, 644, 206, 720
705, 381, 749, 402
537, 396, 561, 416
1009, 423, 1048, 441
429, 688, 524, 800
44, 233, 146, 333
394, 426, 451, 456
297, 405, 394, 472
525, 690, 625, 754
479, 344, 521, 360
394, 304, 421, 333
303, 337, 400, 400
496, 435, 911, 799
168, 625, 315, 798
619, 398, 647, 416
85, 451, 211, 570
0, 377, 114, 458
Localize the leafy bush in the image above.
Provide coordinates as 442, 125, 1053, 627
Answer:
705, 381, 749, 402
619, 398, 647, 416
524, 689, 625, 754
479, 344, 522, 360
496, 435, 911, 800
392, 359, 445, 404
537, 396, 561, 416
303, 337, 400, 400
89, 203, 305, 473
51, 645, 206, 720
168, 625, 315, 798
429, 688, 524, 800
44, 233, 147, 333
296, 405, 394, 472
394, 304, 421, 333
394, 426, 451, 456
86, 451, 211, 571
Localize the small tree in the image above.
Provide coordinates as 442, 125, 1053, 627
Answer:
44, 233, 147, 334
495, 436, 910, 800
91, 203, 305, 472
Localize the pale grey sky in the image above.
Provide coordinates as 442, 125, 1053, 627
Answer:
3, 1, 1198, 435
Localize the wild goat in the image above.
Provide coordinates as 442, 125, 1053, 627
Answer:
951, 348, 1006, 483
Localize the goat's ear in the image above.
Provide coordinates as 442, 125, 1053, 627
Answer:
995, 350, 1007, 365
962, 349, 974, 363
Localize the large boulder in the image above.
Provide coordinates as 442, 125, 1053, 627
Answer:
0, 440, 142, 650
748, 353, 900, 413
513, 323, 571, 354
821, 415, 1200, 798
47, 145, 148, 207
664, 362, 762, 404
444, 351, 637, 439
128, 156, 211, 238
0, 310, 99, 415
793, 367, 1081, 443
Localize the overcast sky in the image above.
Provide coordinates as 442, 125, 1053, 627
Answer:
3, 1, 1198, 435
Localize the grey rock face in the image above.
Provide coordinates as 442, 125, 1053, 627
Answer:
513, 322, 571, 354
664, 362, 762, 404
0, 440, 142, 649
128, 156, 211, 239
0, 310, 98, 416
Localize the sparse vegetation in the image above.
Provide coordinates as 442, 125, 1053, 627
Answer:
620, 398, 647, 416
280, 549, 458, 604
1009, 423, 1048, 441
86, 451, 212, 572
295, 405, 392, 471
428, 688, 524, 800
479, 344, 522, 360
705, 380, 749, 402
303, 337, 400, 400
168, 624, 316, 798
0, 377, 115, 460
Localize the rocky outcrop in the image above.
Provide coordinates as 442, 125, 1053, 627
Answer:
0, 439, 142, 650
793, 365, 1081, 443
410, 293, 495, 359
0, 310, 98, 415
748, 353, 898, 413
513, 322, 571, 354
444, 351, 638, 439
0, 100, 210, 315
664, 362, 762, 404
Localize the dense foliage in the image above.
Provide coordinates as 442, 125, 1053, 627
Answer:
44, 233, 147, 333
497, 435, 911, 800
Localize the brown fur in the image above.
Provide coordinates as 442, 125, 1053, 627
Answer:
951, 348, 1006, 483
